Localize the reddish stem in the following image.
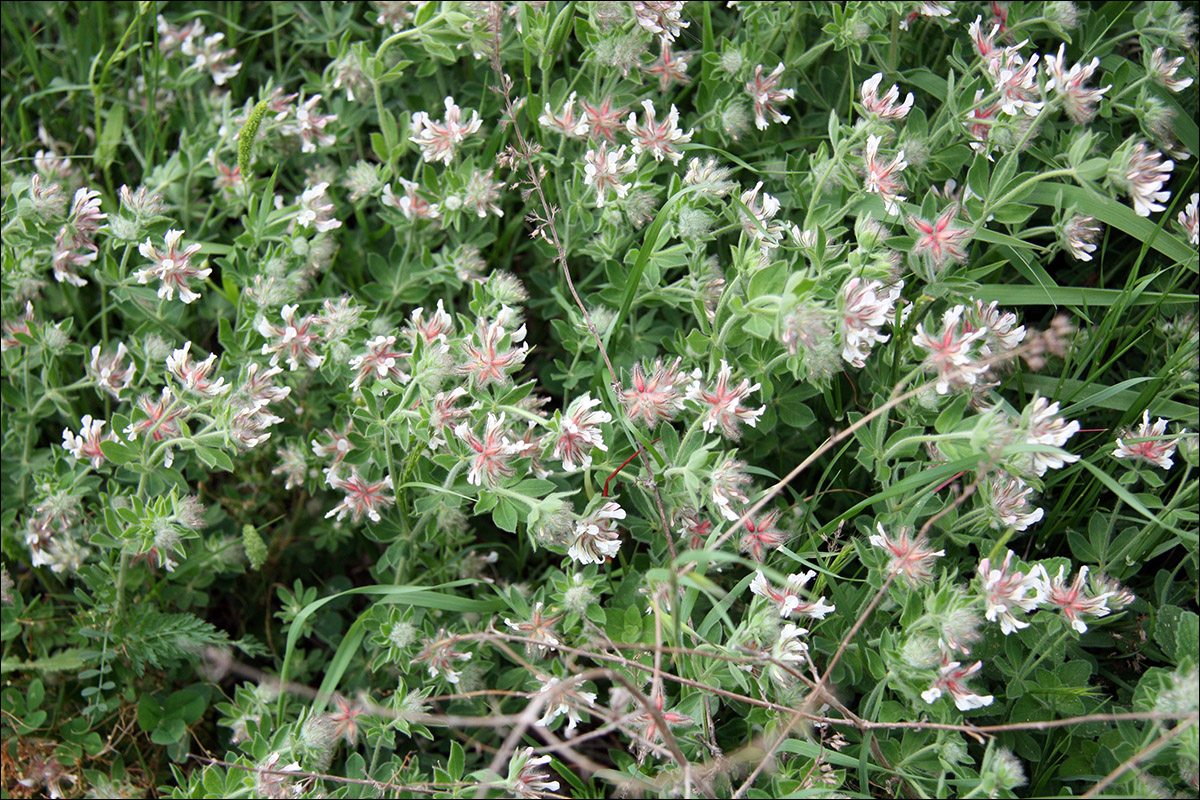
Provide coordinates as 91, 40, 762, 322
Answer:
604, 439, 661, 497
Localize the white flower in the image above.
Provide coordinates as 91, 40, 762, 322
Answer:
582, 143, 637, 207
1113, 410, 1185, 470
62, 415, 113, 468
567, 501, 624, 565
409, 96, 482, 165
860, 72, 914, 120
1021, 396, 1081, 476
625, 100, 693, 164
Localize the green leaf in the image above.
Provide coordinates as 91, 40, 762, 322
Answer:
95, 104, 125, 170
493, 499, 519, 533
448, 741, 465, 780
972, 284, 1196, 308
100, 440, 140, 465
1026, 183, 1195, 267
774, 391, 816, 429
151, 717, 186, 745
27, 678, 44, 709
280, 582, 505, 718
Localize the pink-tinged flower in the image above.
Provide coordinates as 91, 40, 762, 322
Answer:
841, 277, 903, 367
631, 690, 693, 757
739, 181, 786, 257
987, 47, 1043, 116
860, 73, 914, 121
414, 628, 473, 684
967, 299, 1026, 359
579, 96, 628, 142
406, 299, 454, 346
181, 31, 242, 86
254, 751, 303, 800
228, 397, 284, 451
167, 342, 230, 396
1089, 572, 1136, 611
1044, 44, 1110, 124
552, 394, 611, 472
283, 94, 336, 152
1, 302, 35, 352
768, 623, 811, 685
899, 1, 953, 31
909, 205, 972, 269
1032, 564, 1113, 633
313, 422, 355, 468
381, 178, 441, 221
746, 63, 794, 130
966, 89, 1001, 157
737, 508, 790, 561
632, 1, 689, 43
241, 362, 291, 407
1062, 214, 1103, 261
125, 388, 186, 466
582, 142, 637, 207
456, 413, 522, 488
423, 388, 474, 450
912, 305, 989, 394
642, 40, 692, 92
66, 187, 106, 242
535, 674, 598, 734
673, 506, 713, 550
539, 91, 589, 137
62, 415, 115, 468
325, 693, 370, 745
459, 318, 529, 388
687, 359, 765, 440
985, 475, 1044, 531
568, 501, 625, 565
620, 357, 690, 427
711, 457, 754, 521
749, 569, 836, 619
296, 182, 342, 232
373, 0, 423, 32
1113, 411, 1185, 469
504, 602, 563, 658
977, 550, 1043, 635
88, 342, 136, 399
136, 229, 209, 304
325, 469, 394, 523
1116, 140, 1174, 217
461, 168, 504, 218
211, 156, 244, 199
1020, 396, 1081, 476
349, 335, 410, 390
510, 748, 560, 799
409, 96, 482, 165
968, 14, 1002, 60
1149, 47, 1194, 93
51, 230, 97, 287
626, 100, 693, 164
156, 14, 205, 56
1178, 193, 1199, 246
863, 134, 908, 215
258, 304, 324, 371
921, 657, 994, 711
869, 523, 945, 586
